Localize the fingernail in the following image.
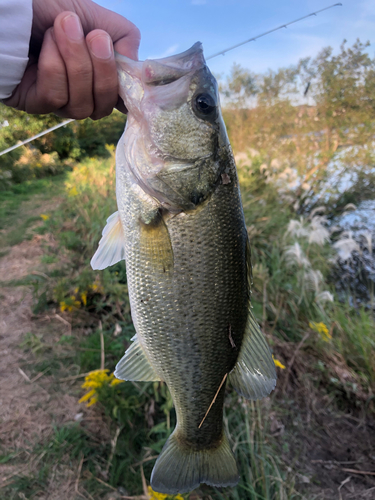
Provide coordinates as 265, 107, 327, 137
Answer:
62, 14, 83, 41
89, 35, 113, 60
50, 27, 56, 43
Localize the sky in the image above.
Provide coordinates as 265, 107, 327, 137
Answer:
96, 0, 375, 77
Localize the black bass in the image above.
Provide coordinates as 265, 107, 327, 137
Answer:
91, 43, 276, 494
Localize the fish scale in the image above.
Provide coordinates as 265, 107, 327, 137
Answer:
130, 181, 247, 441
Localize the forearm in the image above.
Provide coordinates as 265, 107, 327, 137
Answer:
0, 0, 33, 99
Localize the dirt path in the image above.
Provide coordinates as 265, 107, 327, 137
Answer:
0, 207, 82, 498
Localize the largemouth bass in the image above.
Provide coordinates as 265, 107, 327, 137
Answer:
91, 43, 276, 494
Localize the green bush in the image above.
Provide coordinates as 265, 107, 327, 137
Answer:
0, 105, 126, 186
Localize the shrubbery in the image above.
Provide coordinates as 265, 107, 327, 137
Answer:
0, 107, 126, 187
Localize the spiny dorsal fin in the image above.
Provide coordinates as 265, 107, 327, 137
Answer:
114, 335, 160, 382
91, 212, 125, 271
229, 310, 276, 400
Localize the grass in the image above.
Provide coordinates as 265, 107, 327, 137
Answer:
2, 424, 103, 500
218, 397, 301, 500
332, 305, 375, 388
0, 174, 65, 249
0, 175, 65, 228
1, 150, 374, 500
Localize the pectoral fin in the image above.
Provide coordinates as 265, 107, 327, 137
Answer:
140, 211, 174, 275
229, 311, 276, 400
114, 335, 161, 382
91, 212, 125, 270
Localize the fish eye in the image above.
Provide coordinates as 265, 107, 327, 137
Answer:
194, 93, 216, 116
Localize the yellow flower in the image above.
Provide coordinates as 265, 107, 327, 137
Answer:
91, 281, 104, 294
68, 186, 78, 197
70, 296, 80, 305
40, 214, 49, 221
273, 355, 286, 369
78, 389, 98, 407
86, 396, 98, 407
110, 378, 123, 386
80, 292, 87, 306
79, 369, 123, 407
147, 486, 184, 500
309, 321, 332, 342
60, 296, 80, 313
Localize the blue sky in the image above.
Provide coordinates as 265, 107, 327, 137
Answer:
97, 0, 375, 77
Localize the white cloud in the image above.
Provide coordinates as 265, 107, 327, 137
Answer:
146, 44, 180, 60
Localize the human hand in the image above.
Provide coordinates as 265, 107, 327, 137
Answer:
3, 0, 140, 119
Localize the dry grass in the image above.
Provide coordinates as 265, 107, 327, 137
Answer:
0, 208, 86, 500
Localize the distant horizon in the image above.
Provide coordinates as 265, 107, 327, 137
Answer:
96, 0, 374, 77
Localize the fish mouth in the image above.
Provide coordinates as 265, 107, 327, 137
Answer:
115, 42, 206, 87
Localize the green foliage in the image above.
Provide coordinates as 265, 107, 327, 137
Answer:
220, 63, 258, 106
236, 151, 375, 392
9, 148, 69, 184
0, 104, 125, 186
69, 111, 125, 158
0, 105, 62, 172
213, 397, 301, 500
238, 155, 332, 339
332, 305, 375, 387
223, 39, 375, 214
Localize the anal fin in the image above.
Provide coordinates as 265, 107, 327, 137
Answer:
114, 335, 160, 382
91, 211, 125, 270
229, 310, 277, 400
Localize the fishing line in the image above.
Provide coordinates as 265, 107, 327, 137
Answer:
206, 3, 342, 60
0, 119, 74, 157
0, 3, 342, 157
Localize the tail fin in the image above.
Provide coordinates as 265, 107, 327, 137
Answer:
150, 430, 239, 495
